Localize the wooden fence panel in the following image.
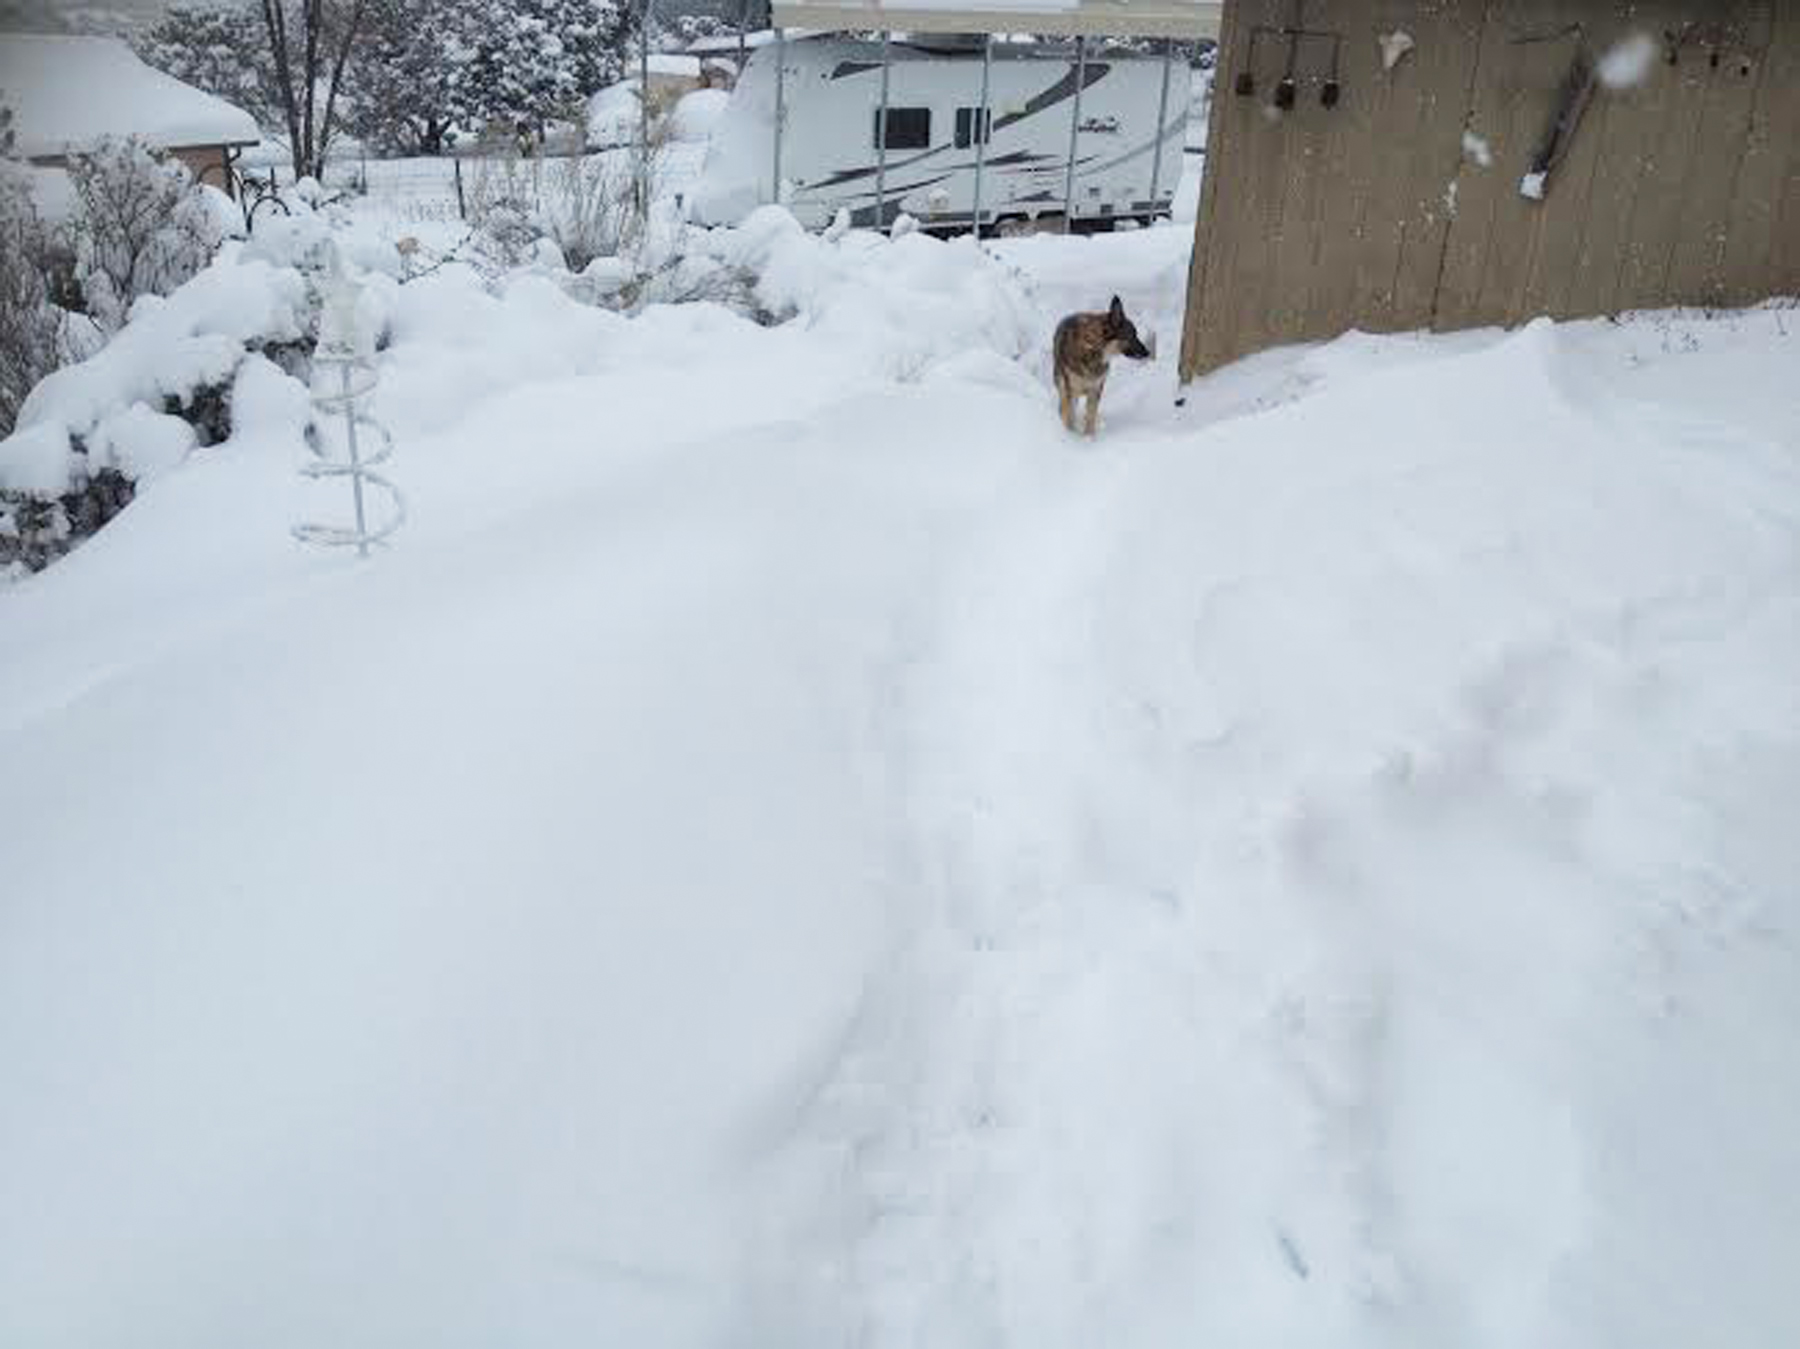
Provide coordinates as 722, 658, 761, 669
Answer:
1374, 0, 1488, 330
1179, 0, 1281, 376
1662, 4, 1774, 306
1560, 6, 1688, 319
1721, 4, 1800, 306
1180, 0, 1800, 384
1434, 0, 1568, 329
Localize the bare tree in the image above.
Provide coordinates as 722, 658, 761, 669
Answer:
258, 0, 370, 180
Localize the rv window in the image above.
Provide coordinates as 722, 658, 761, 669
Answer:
874, 107, 931, 150
954, 107, 992, 149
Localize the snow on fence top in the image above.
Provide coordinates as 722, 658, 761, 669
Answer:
647, 52, 704, 78
0, 34, 260, 161
684, 30, 780, 55
771, 0, 1222, 38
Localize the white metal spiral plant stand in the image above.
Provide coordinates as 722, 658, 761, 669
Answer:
295, 246, 404, 557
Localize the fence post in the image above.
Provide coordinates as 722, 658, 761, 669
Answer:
639, 0, 654, 220
453, 155, 466, 220
876, 30, 891, 229
1062, 35, 1087, 233
972, 33, 991, 240
772, 26, 786, 203
1149, 37, 1175, 218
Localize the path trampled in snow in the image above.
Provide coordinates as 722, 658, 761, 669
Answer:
1, 224, 1797, 1349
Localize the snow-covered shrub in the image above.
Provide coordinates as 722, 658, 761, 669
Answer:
65, 137, 226, 332
466, 154, 543, 272
539, 151, 658, 272
695, 205, 1038, 378
0, 100, 93, 439
0, 166, 72, 437
0, 466, 136, 579
467, 145, 663, 275
0, 233, 332, 573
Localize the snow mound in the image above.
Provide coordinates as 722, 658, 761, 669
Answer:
705, 205, 1036, 378
88, 403, 198, 479
0, 421, 77, 496
648, 52, 702, 78
669, 88, 730, 143
586, 81, 644, 147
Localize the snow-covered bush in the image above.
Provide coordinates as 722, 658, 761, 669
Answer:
539, 151, 658, 271
465, 153, 545, 272
0, 164, 71, 437
467, 146, 663, 275
65, 137, 226, 332
0, 212, 357, 574
709, 206, 1038, 376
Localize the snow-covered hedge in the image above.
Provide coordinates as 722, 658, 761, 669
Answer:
1, 197, 1040, 576
0, 204, 398, 575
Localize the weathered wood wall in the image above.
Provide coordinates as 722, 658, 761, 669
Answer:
1179, 0, 1800, 381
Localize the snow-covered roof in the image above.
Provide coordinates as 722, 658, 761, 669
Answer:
647, 52, 704, 78
685, 30, 780, 55
771, 0, 1221, 38
0, 34, 261, 160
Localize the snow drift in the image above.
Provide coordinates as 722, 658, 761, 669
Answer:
0, 215, 1796, 1349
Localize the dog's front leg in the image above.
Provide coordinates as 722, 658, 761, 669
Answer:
1083, 382, 1104, 437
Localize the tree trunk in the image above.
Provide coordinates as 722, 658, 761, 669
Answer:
300, 0, 319, 179
261, 0, 305, 180
315, 0, 368, 176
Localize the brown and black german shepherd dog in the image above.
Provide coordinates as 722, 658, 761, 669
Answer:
1053, 295, 1153, 436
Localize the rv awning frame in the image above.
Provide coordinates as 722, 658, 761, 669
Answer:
750, 0, 1218, 235
771, 1, 1222, 40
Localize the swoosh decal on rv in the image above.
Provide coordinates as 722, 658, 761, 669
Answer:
991, 62, 1110, 132
806, 146, 947, 190
804, 147, 1055, 192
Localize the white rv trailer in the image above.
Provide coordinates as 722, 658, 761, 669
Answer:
690, 35, 1191, 232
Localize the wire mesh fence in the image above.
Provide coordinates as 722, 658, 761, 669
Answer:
319, 154, 470, 223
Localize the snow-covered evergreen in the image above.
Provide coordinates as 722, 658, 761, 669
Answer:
133, 2, 286, 134
448, 0, 638, 143
341, 0, 471, 156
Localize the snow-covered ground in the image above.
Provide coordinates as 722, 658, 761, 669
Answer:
2, 172, 1798, 1349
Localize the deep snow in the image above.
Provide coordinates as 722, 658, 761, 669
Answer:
1, 211, 1797, 1349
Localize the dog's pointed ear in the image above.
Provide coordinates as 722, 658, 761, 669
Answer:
1109, 295, 1125, 320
